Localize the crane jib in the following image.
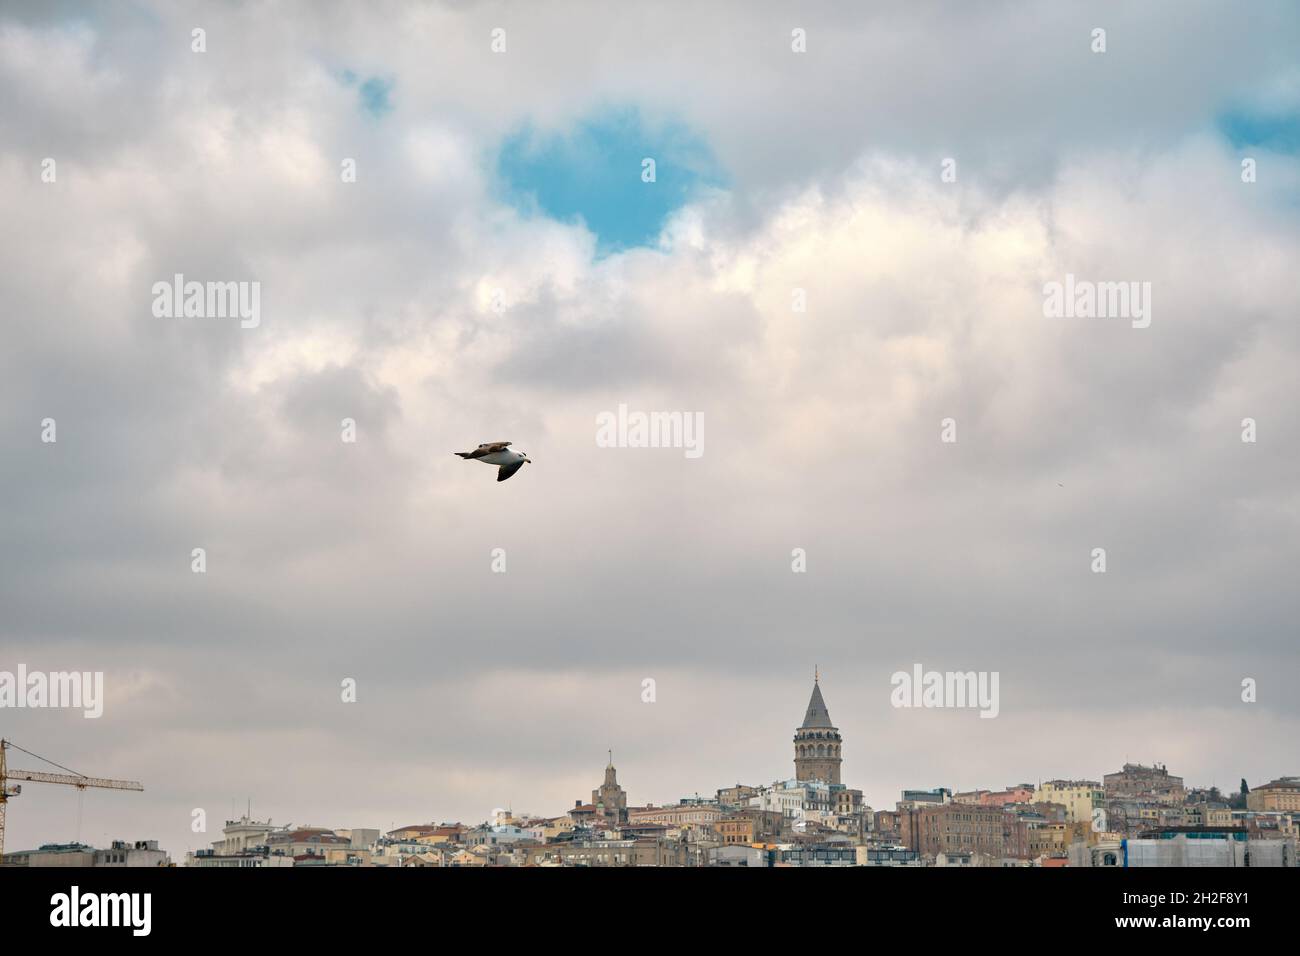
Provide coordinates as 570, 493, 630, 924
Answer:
0, 738, 144, 859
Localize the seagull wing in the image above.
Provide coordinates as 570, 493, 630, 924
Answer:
496, 460, 525, 482
456, 441, 512, 459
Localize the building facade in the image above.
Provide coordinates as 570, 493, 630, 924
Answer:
901, 803, 1028, 860
714, 809, 783, 844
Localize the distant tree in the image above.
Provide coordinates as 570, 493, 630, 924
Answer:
1227, 779, 1251, 810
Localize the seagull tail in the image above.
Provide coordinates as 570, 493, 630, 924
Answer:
454, 452, 474, 458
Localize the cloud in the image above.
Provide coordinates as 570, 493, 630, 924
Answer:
0, 1, 1297, 857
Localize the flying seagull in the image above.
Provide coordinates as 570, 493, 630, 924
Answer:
455, 441, 532, 482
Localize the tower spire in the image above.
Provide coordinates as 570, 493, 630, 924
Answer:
801, 679, 833, 728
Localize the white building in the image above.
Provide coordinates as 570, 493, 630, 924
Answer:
747, 779, 838, 819
7, 840, 169, 867
210, 814, 286, 854
466, 824, 538, 847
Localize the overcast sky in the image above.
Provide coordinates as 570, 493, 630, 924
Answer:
1, 0, 1297, 857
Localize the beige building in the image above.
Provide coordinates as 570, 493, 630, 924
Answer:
717, 784, 760, 808
714, 809, 783, 845
446, 847, 490, 867
265, 826, 370, 865
1034, 780, 1103, 825
1026, 822, 1067, 858
388, 823, 464, 843
955, 785, 1035, 807
1184, 804, 1234, 829
629, 804, 722, 827
835, 788, 865, 815
419, 825, 465, 845
1248, 777, 1300, 812
529, 817, 575, 841
1104, 763, 1185, 804
517, 838, 690, 867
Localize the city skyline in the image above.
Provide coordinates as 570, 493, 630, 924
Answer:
5, 673, 1293, 863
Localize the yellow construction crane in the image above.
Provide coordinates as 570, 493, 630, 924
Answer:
0, 738, 143, 859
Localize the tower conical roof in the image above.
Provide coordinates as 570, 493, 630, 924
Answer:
801, 679, 834, 728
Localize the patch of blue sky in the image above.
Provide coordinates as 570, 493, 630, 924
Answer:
495, 106, 726, 256
1217, 107, 1300, 153
335, 68, 394, 118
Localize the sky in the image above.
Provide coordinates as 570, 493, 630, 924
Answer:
0, 0, 1297, 858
